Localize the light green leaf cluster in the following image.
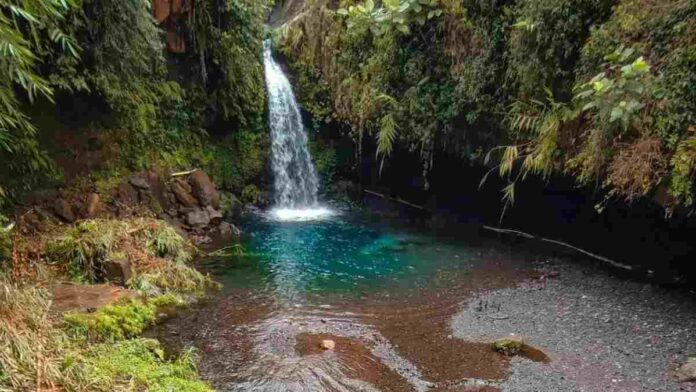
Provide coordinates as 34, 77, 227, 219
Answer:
337, 0, 442, 36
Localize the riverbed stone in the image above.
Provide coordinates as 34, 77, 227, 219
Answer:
493, 337, 523, 356
186, 209, 210, 227
53, 199, 76, 223
320, 339, 336, 350
676, 358, 696, 382
189, 170, 219, 208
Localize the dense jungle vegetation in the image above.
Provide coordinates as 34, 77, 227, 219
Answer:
0, 0, 694, 390
0, 0, 270, 210
275, 0, 695, 213
0, 1, 270, 390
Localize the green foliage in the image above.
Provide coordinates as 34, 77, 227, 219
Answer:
0, 214, 12, 263
241, 184, 263, 205
0, 280, 210, 391
670, 135, 696, 206
191, 0, 268, 129
0, 0, 78, 205
338, 0, 443, 36
507, 0, 613, 101
1, 0, 272, 204
205, 130, 270, 193
310, 139, 339, 184
283, 0, 695, 210
574, 49, 650, 131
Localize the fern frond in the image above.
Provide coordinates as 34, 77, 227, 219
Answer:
376, 112, 398, 173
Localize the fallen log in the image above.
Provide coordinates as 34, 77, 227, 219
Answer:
481, 225, 633, 271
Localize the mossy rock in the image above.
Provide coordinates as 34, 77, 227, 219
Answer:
492, 338, 524, 356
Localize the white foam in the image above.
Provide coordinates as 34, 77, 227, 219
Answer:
268, 207, 336, 222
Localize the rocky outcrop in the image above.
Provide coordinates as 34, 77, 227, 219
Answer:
189, 170, 220, 208
17, 169, 238, 244
171, 180, 198, 208
185, 209, 210, 227
217, 221, 241, 238
158, 170, 235, 242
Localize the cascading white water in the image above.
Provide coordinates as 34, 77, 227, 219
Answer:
264, 40, 333, 221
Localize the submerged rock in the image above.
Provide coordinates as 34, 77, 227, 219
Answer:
676, 358, 696, 382
320, 339, 336, 350
492, 337, 523, 356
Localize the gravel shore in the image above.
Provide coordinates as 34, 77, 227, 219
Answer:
451, 259, 696, 392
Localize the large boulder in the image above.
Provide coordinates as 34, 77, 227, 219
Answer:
205, 206, 223, 224
185, 209, 210, 227
171, 180, 198, 208
102, 258, 132, 286
189, 171, 220, 208
53, 199, 76, 223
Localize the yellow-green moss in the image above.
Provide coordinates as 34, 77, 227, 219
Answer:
492, 338, 523, 356
79, 338, 213, 392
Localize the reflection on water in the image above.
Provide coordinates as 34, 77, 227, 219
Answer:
203, 212, 477, 304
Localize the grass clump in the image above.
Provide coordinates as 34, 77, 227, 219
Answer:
42, 218, 217, 295
0, 282, 68, 391
46, 218, 194, 282
0, 281, 210, 391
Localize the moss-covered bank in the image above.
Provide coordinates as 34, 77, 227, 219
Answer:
1, 216, 219, 391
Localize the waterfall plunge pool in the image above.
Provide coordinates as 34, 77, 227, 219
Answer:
150, 209, 538, 391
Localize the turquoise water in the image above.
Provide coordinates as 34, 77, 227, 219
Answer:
204, 211, 478, 302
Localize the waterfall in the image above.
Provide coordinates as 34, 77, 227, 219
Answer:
264, 40, 332, 221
